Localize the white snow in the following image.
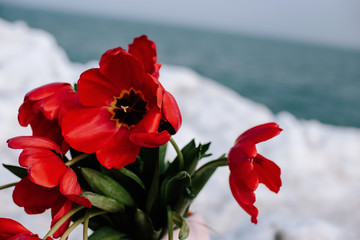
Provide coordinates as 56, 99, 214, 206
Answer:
1, 18, 360, 240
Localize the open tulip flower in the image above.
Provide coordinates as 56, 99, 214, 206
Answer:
1, 35, 283, 240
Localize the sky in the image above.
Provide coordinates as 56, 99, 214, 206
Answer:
2, 0, 360, 49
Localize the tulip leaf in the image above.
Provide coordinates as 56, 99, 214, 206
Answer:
171, 211, 190, 240
2, 164, 27, 178
134, 208, 162, 240
163, 171, 192, 210
80, 191, 125, 213
191, 156, 228, 197
89, 226, 130, 240
81, 168, 135, 207
117, 167, 146, 190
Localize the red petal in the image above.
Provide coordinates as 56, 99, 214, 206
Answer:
96, 128, 140, 169
51, 197, 73, 238
19, 148, 66, 188
254, 154, 282, 193
228, 141, 257, 163
18, 101, 36, 127
229, 175, 259, 224
61, 106, 118, 153
99, 48, 147, 91
25, 83, 68, 102
128, 35, 161, 78
129, 131, 171, 147
229, 174, 256, 205
7, 136, 62, 154
0, 218, 32, 239
162, 91, 182, 133
78, 68, 117, 107
59, 168, 91, 208
13, 177, 59, 214
236, 122, 282, 144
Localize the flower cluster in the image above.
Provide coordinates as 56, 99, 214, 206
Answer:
1, 35, 282, 240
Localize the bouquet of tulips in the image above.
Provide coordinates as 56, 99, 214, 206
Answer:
0, 35, 283, 240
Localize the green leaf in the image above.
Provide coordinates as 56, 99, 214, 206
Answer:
81, 168, 135, 207
134, 208, 162, 240
171, 211, 190, 240
117, 167, 146, 190
191, 156, 228, 197
89, 226, 130, 240
163, 171, 192, 210
80, 192, 125, 213
2, 164, 27, 178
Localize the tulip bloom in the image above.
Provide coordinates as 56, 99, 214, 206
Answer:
228, 122, 282, 224
18, 82, 76, 154
8, 136, 91, 237
62, 36, 181, 169
0, 218, 53, 240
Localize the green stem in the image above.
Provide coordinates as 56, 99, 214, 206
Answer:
0, 181, 18, 190
60, 210, 106, 240
65, 153, 90, 167
167, 206, 173, 240
83, 210, 90, 240
169, 138, 184, 170
43, 205, 85, 240
195, 157, 228, 176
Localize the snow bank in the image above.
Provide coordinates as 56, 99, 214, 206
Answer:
1, 18, 360, 240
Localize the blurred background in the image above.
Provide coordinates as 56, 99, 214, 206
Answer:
1, 0, 360, 128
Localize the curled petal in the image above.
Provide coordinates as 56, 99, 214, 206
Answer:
254, 154, 282, 193
0, 218, 32, 239
128, 35, 161, 78
19, 148, 66, 188
97, 128, 141, 169
235, 122, 282, 145
59, 168, 91, 208
51, 197, 73, 238
129, 131, 171, 148
24, 82, 69, 102
7, 136, 62, 154
228, 141, 257, 164
229, 175, 258, 224
13, 177, 59, 214
162, 91, 182, 133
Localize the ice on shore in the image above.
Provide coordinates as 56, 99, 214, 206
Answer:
1, 18, 360, 240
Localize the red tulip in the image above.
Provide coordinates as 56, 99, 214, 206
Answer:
61, 36, 181, 169
0, 218, 52, 240
18, 82, 76, 154
228, 122, 282, 224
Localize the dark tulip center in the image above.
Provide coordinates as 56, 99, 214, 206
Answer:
110, 88, 149, 129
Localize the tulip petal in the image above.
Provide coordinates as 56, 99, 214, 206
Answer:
162, 91, 182, 133
96, 128, 140, 169
99, 48, 147, 91
7, 136, 62, 154
78, 68, 118, 107
19, 148, 66, 188
229, 175, 258, 224
129, 130, 171, 148
13, 177, 59, 214
62, 106, 118, 153
59, 168, 91, 208
128, 35, 161, 78
0, 218, 32, 239
236, 122, 282, 144
51, 197, 73, 238
254, 154, 282, 193
25, 82, 68, 102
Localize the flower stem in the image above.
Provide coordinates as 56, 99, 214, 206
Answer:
169, 138, 184, 170
65, 153, 90, 167
83, 210, 90, 240
43, 205, 85, 240
0, 181, 17, 190
167, 206, 173, 240
60, 210, 106, 240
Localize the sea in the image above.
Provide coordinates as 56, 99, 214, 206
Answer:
1, 3, 360, 129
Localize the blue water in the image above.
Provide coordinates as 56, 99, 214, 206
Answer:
1, 3, 360, 128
